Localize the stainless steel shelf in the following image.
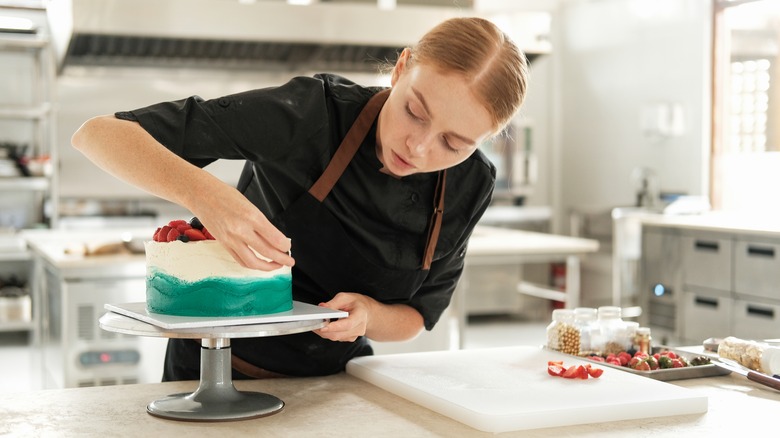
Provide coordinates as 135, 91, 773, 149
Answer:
0, 103, 51, 119
0, 250, 32, 262
0, 34, 48, 50
0, 177, 49, 191
0, 320, 33, 332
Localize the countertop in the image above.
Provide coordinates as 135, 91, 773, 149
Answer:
21, 227, 152, 273
20, 225, 599, 270
618, 209, 780, 238
2, 365, 779, 437
468, 225, 599, 257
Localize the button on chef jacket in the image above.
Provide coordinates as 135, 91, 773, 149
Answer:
116, 74, 495, 378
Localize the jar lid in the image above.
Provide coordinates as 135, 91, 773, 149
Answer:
760, 346, 780, 375
597, 306, 622, 319
551, 308, 575, 321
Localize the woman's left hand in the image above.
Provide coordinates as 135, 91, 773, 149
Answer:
313, 292, 424, 343
313, 292, 372, 342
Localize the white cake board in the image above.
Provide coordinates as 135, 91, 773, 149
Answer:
105, 301, 347, 329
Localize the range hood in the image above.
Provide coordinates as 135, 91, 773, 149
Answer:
46, 0, 550, 73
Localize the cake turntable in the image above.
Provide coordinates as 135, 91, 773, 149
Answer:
98, 301, 347, 422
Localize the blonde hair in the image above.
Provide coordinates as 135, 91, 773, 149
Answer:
408, 17, 529, 132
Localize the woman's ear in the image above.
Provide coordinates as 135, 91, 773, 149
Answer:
391, 48, 411, 86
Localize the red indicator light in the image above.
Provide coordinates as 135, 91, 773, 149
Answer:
100, 353, 111, 363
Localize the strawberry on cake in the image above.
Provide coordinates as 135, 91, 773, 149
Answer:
145, 217, 293, 317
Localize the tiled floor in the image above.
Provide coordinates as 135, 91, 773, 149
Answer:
0, 316, 548, 393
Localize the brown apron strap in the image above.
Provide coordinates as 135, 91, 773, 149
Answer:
307, 87, 446, 271
231, 354, 287, 379
309, 89, 390, 202
422, 169, 446, 270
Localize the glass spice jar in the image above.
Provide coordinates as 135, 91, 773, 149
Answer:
597, 306, 627, 355
573, 307, 598, 356
634, 327, 652, 355
546, 309, 580, 356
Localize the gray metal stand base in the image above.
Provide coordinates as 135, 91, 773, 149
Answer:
147, 338, 284, 421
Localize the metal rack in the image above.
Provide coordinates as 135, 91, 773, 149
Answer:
0, 14, 58, 334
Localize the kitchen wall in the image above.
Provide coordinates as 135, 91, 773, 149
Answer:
54, 0, 714, 228
56, 68, 388, 201
553, 0, 712, 231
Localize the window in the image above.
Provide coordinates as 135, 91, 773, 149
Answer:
712, 0, 780, 213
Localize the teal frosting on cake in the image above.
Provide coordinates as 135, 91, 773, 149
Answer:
146, 268, 293, 317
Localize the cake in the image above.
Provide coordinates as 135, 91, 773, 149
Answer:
144, 218, 293, 317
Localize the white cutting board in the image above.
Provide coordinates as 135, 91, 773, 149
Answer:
347, 346, 707, 433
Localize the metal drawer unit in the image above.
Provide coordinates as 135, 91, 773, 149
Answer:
732, 298, 780, 340
681, 234, 732, 292
640, 227, 682, 339
734, 239, 780, 301
682, 291, 733, 344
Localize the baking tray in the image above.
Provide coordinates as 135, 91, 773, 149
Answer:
567, 346, 731, 381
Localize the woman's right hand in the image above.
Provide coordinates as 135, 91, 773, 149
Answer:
190, 184, 295, 271
72, 115, 294, 271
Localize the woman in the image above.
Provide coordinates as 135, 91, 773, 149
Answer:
72, 17, 529, 380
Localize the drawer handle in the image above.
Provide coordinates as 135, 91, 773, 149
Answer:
694, 240, 719, 252
694, 297, 718, 308
747, 305, 774, 319
747, 246, 775, 258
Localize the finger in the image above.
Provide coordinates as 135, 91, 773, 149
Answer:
226, 245, 286, 271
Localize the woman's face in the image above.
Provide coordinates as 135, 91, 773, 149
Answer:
376, 50, 494, 177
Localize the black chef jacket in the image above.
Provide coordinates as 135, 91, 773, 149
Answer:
116, 73, 495, 376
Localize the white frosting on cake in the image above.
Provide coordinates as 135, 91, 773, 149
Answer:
144, 240, 290, 281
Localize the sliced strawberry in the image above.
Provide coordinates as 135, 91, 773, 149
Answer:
166, 228, 181, 242
175, 223, 192, 233
562, 365, 583, 379
184, 228, 206, 241
158, 225, 172, 242
202, 227, 215, 240
547, 364, 566, 377
152, 227, 162, 241
168, 219, 187, 227
587, 366, 604, 378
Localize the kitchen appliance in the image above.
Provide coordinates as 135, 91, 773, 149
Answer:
40, 268, 167, 388
347, 346, 707, 433
478, 121, 537, 205
639, 226, 682, 343
46, 0, 550, 74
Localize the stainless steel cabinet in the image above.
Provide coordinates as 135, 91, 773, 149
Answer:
734, 240, 780, 300
682, 292, 733, 342
641, 224, 780, 344
732, 298, 780, 340
681, 234, 732, 292
640, 228, 681, 340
